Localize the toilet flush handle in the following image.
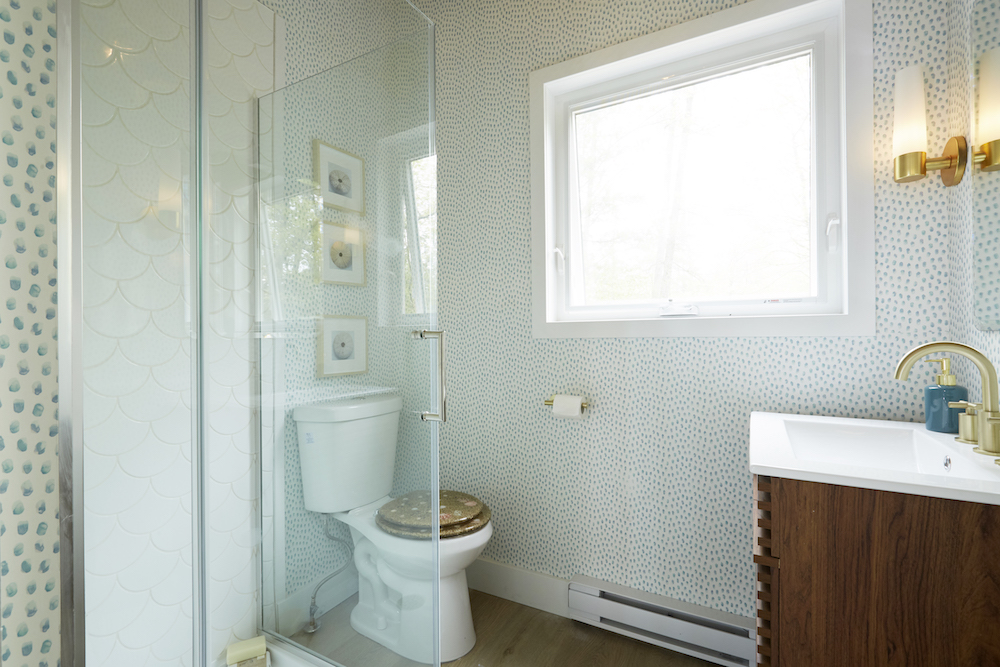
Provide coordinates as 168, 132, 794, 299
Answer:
412, 330, 447, 423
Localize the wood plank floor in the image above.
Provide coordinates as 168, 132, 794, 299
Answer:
290, 590, 716, 666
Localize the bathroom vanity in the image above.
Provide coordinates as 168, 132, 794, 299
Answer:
748, 412, 1000, 666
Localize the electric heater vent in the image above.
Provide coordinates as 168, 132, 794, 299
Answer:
567, 575, 756, 667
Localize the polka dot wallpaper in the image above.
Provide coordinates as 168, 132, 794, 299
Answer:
0, 0, 60, 661
410, 0, 1000, 619
260, 0, 427, 86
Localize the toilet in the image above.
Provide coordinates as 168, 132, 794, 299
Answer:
293, 393, 493, 664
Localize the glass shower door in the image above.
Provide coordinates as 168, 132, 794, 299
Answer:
256, 24, 441, 667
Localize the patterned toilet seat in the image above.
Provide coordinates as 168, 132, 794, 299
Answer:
375, 490, 492, 540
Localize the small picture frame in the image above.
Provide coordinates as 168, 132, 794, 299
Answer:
318, 315, 367, 376
314, 139, 365, 214
321, 223, 365, 285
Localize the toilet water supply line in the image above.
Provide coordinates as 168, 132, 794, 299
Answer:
304, 515, 355, 633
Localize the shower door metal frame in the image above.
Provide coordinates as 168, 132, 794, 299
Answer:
56, 0, 85, 663
56, 0, 212, 662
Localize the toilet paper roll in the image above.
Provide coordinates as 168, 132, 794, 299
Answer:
552, 394, 585, 420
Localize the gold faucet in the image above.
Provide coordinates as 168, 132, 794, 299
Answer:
894, 341, 1000, 457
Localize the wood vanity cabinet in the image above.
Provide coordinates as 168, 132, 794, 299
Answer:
753, 475, 1000, 666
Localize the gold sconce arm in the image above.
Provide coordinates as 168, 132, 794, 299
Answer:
893, 136, 968, 186
894, 137, 1000, 186
973, 138, 1000, 172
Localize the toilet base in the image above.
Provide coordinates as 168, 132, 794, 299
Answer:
333, 497, 492, 664
350, 556, 477, 663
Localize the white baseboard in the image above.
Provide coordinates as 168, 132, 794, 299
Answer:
466, 557, 569, 618
276, 566, 359, 636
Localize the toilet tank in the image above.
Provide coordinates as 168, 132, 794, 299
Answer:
293, 394, 403, 513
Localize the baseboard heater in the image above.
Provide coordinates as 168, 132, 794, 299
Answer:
568, 575, 756, 667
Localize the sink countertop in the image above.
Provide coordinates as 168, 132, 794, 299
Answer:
748, 412, 1000, 506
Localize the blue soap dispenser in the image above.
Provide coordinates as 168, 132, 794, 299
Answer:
924, 358, 967, 433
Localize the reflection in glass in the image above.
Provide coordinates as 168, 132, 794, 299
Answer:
257, 24, 440, 667
974, 2, 1000, 329
405, 155, 438, 315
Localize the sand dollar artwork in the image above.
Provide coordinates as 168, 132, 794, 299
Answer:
330, 241, 352, 269
329, 169, 352, 196
315, 140, 364, 213
332, 332, 354, 359
320, 316, 366, 375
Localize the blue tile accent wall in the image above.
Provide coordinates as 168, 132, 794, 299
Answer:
0, 0, 59, 660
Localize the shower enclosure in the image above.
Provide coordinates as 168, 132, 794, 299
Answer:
256, 16, 442, 667
60, 0, 439, 663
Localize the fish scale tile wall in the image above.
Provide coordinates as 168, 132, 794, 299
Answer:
411, 0, 987, 618
80, 0, 273, 661
0, 0, 59, 662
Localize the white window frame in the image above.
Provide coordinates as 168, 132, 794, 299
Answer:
373, 125, 437, 328
403, 153, 437, 316
530, 0, 874, 338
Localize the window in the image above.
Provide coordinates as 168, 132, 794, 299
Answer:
403, 154, 437, 315
530, 0, 874, 337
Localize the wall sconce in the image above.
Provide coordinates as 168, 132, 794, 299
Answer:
893, 65, 967, 186
893, 60, 1000, 187
977, 48, 1000, 173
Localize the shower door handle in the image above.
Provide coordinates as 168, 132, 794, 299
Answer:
412, 330, 446, 422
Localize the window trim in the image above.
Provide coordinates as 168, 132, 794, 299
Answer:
403, 155, 429, 315
529, 0, 874, 338
373, 124, 436, 327
561, 41, 831, 321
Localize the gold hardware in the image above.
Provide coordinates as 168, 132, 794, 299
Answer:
926, 358, 957, 386
894, 342, 1000, 456
949, 401, 982, 445
976, 139, 1000, 171
895, 137, 1000, 186
894, 151, 926, 183
894, 137, 968, 186
543, 397, 589, 411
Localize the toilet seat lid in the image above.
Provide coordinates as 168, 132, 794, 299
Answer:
375, 490, 491, 540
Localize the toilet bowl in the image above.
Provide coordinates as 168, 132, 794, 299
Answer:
334, 495, 493, 663
293, 393, 493, 664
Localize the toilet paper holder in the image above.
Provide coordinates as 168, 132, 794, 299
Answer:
544, 396, 589, 411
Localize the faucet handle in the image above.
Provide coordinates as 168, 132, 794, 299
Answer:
949, 400, 981, 413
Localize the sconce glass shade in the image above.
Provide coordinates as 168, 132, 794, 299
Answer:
893, 65, 928, 158
891, 64, 967, 185
978, 48, 1000, 171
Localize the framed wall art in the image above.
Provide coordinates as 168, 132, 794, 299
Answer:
314, 139, 365, 214
321, 223, 365, 285
318, 315, 367, 376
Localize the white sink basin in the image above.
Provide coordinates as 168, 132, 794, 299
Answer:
749, 412, 1000, 505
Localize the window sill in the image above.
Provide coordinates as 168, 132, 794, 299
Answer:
532, 310, 875, 338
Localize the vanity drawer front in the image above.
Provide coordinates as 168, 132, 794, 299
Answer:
770, 477, 1000, 667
